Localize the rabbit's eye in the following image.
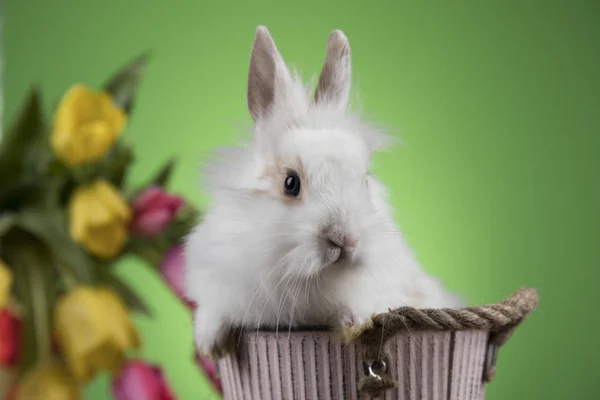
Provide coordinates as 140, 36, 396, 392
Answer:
284, 172, 301, 197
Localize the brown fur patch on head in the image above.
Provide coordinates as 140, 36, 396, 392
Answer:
282, 154, 308, 201
256, 148, 308, 203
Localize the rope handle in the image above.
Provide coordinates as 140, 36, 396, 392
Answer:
343, 288, 539, 398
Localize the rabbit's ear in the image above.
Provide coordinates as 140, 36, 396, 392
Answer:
247, 26, 293, 123
314, 30, 351, 111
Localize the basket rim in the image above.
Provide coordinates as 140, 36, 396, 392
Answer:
240, 288, 538, 336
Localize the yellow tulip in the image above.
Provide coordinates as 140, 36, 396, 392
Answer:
51, 84, 126, 167
54, 286, 139, 383
69, 179, 131, 259
0, 260, 13, 309
16, 363, 80, 400
95, 287, 140, 350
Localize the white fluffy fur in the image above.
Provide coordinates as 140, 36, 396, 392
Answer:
185, 26, 462, 355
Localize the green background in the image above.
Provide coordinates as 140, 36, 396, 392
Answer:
5, 1, 600, 399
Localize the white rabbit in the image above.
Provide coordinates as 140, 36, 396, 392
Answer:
185, 26, 463, 358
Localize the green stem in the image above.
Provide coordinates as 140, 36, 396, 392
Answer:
146, 246, 163, 268
71, 163, 98, 185
130, 239, 164, 268
24, 255, 51, 362
53, 261, 78, 290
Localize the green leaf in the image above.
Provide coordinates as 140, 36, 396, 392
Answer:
0, 87, 45, 176
6, 236, 56, 374
0, 173, 66, 211
149, 157, 176, 187
0, 213, 17, 237
125, 236, 165, 269
100, 142, 134, 188
124, 157, 177, 205
165, 204, 201, 242
100, 271, 152, 316
0, 87, 59, 210
17, 208, 96, 284
102, 51, 151, 115
47, 158, 70, 178
0, 176, 46, 211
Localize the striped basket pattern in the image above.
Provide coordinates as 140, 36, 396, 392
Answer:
218, 330, 490, 400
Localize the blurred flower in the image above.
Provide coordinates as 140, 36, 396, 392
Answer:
4, 383, 17, 400
111, 360, 176, 400
16, 363, 80, 400
54, 286, 139, 383
0, 310, 21, 367
130, 186, 184, 237
69, 179, 131, 259
95, 287, 140, 351
159, 245, 194, 309
51, 84, 126, 166
0, 367, 17, 400
0, 260, 12, 310
194, 350, 222, 395
160, 245, 185, 298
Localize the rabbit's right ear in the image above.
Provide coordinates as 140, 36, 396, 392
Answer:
247, 26, 293, 123
314, 30, 351, 112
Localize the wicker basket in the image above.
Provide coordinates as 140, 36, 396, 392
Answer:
217, 288, 538, 400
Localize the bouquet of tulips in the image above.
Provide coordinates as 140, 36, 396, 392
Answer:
0, 54, 222, 399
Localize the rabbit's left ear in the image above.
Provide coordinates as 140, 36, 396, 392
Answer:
314, 30, 351, 111
247, 26, 295, 123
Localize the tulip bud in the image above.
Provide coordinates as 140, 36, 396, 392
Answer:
130, 186, 184, 237
54, 286, 139, 383
160, 246, 187, 304
112, 360, 176, 400
51, 84, 126, 167
69, 179, 131, 259
95, 288, 140, 351
159, 245, 196, 309
0, 261, 12, 310
0, 310, 21, 367
16, 363, 80, 400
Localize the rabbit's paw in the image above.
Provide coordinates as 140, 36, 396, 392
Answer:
340, 311, 364, 327
206, 333, 237, 360
335, 307, 374, 344
193, 309, 236, 361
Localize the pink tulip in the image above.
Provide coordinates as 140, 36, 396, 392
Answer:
194, 350, 222, 395
0, 310, 21, 367
112, 360, 176, 400
130, 186, 184, 237
160, 246, 196, 309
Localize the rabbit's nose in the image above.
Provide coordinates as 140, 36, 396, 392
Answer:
322, 224, 358, 252
319, 224, 357, 265
321, 225, 358, 265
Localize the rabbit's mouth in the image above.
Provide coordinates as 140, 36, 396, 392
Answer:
323, 246, 343, 266
323, 245, 355, 268
333, 248, 349, 264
